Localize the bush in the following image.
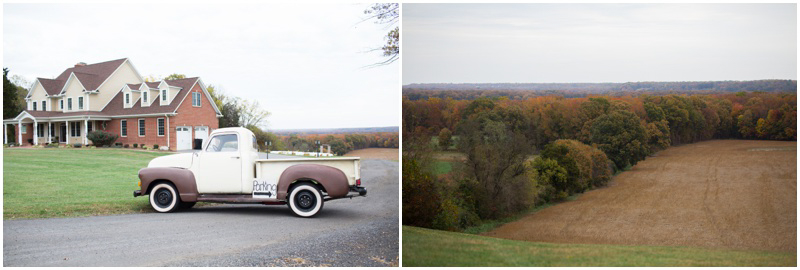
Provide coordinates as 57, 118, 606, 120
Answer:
154, 144, 159, 150
86, 130, 119, 147
133, 143, 138, 148
45, 143, 58, 148
124, 144, 129, 148
73, 143, 82, 148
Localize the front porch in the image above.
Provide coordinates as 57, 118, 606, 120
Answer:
3, 111, 111, 146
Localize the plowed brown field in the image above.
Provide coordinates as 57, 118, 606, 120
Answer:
485, 140, 796, 252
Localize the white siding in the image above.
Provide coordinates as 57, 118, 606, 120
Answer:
92, 60, 143, 111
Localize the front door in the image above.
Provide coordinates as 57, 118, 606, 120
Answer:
176, 126, 192, 150
59, 123, 67, 143
195, 132, 242, 193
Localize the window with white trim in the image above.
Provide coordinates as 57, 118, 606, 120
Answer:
87, 122, 93, 133
21, 125, 27, 134
125, 93, 130, 105
121, 120, 127, 137
49, 123, 55, 137
42, 101, 47, 111
60, 99, 64, 110
67, 98, 73, 111
161, 89, 167, 102
157, 118, 165, 136
142, 91, 148, 105
37, 124, 44, 137
32, 102, 37, 111
78, 97, 84, 110
138, 119, 145, 136
192, 92, 201, 107
70, 122, 81, 137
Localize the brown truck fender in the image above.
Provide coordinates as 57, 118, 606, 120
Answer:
276, 164, 350, 200
138, 167, 199, 202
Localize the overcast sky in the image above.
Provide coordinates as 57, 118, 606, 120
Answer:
403, 3, 797, 84
4, 3, 399, 130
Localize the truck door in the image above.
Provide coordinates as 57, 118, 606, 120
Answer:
195, 133, 242, 193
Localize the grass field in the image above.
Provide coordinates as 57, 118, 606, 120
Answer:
402, 226, 796, 266
3, 148, 172, 219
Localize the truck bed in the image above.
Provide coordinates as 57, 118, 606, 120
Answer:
253, 157, 361, 189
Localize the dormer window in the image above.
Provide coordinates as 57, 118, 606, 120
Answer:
143, 91, 148, 105
125, 93, 130, 106
161, 89, 167, 102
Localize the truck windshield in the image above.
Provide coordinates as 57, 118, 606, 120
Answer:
206, 134, 238, 152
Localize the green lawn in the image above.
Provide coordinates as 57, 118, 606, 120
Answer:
3, 148, 172, 219
402, 226, 796, 267
432, 161, 454, 175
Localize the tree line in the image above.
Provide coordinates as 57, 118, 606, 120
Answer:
275, 132, 399, 155
403, 80, 797, 100
403, 92, 796, 231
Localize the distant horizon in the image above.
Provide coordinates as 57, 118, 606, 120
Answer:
267, 126, 399, 131
403, 78, 798, 86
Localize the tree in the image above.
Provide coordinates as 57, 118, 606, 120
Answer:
4, 68, 23, 119
164, 73, 186, 80
364, 3, 399, 65
456, 110, 532, 219
239, 99, 271, 129
437, 128, 452, 150
590, 110, 649, 171
529, 157, 568, 201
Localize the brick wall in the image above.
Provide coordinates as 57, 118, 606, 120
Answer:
11, 123, 33, 145
105, 117, 169, 148
168, 82, 220, 150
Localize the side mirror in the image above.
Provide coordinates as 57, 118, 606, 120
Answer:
193, 138, 203, 150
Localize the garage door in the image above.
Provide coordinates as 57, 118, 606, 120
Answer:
194, 126, 209, 149
176, 126, 192, 150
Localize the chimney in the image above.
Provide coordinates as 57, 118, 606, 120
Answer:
75, 62, 87, 67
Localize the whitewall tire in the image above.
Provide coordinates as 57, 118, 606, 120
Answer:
149, 183, 180, 213
288, 184, 324, 217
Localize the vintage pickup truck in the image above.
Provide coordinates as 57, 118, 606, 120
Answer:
133, 127, 367, 217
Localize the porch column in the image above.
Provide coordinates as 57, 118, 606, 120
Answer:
83, 119, 88, 145
166, 115, 170, 150
65, 120, 69, 144
33, 120, 38, 145
17, 119, 22, 145
3, 123, 7, 144
47, 122, 51, 143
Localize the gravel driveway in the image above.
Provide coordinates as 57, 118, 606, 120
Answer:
3, 159, 398, 266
